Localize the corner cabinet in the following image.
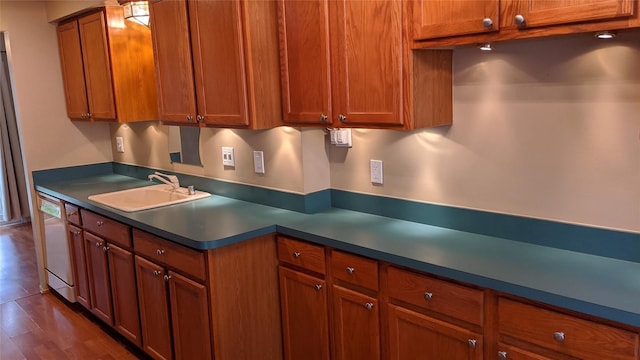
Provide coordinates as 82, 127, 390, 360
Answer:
278, 0, 453, 129
56, 8, 158, 122
149, 0, 282, 129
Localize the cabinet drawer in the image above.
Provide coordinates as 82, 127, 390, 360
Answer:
277, 236, 325, 275
330, 250, 378, 291
133, 229, 206, 281
64, 203, 81, 226
498, 298, 638, 360
387, 266, 483, 327
81, 210, 131, 248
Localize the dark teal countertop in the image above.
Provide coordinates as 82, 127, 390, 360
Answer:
36, 174, 640, 328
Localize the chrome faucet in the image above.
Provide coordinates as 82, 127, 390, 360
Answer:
148, 172, 180, 189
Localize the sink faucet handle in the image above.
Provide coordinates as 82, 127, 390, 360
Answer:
149, 171, 180, 189
187, 185, 196, 195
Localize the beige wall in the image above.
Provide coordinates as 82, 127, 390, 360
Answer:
330, 33, 640, 232
111, 123, 331, 194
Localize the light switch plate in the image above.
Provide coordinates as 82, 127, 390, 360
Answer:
222, 147, 235, 167
370, 160, 383, 185
116, 136, 124, 153
253, 151, 265, 174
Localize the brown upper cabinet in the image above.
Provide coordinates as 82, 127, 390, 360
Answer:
56, 8, 158, 122
149, 0, 282, 129
413, 0, 639, 47
278, 0, 453, 129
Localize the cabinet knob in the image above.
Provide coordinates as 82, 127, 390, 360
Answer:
364, 302, 374, 310
196, 115, 204, 122
103, 246, 109, 252
338, 114, 347, 122
346, 266, 355, 275
87, 113, 92, 118
482, 17, 493, 28
186, 115, 193, 122
156, 249, 165, 255
164, 274, 172, 281
320, 114, 328, 122
153, 270, 161, 276
314, 284, 322, 291
553, 331, 565, 342
468, 339, 477, 348
95, 241, 103, 248
514, 14, 526, 26
73, 231, 80, 236
96, 220, 104, 227
293, 251, 301, 258
424, 291, 433, 300
497, 351, 507, 360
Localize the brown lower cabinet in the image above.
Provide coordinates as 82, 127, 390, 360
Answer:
60, 201, 638, 360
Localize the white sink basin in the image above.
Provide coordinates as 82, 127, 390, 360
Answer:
88, 184, 211, 212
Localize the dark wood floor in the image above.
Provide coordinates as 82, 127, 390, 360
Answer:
0, 223, 142, 359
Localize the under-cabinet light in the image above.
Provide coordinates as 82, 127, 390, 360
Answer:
478, 43, 494, 51
594, 31, 615, 39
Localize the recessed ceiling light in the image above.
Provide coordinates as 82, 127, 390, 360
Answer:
595, 31, 615, 39
478, 43, 494, 51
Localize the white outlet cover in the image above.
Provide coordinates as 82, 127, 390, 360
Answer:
370, 159, 383, 185
222, 147, 235, 167
116, 136, 124, 153
253, 151, 265, 174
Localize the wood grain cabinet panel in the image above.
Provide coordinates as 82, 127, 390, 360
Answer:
150, 0, 282, 129
507, 0, 635, 29
498, 297, 639, 360
107, 243, 141, 347
81, 210, 132, 249
67, 224, 90, 309
84, 231, 113, 325
277, 236, 326, 274
279, 266, 330, 360
388, 304, 483, 360
135, 255, 172, 360
413, 0, 500, 39
56, 8, 158, 122
332, 285, 380, 360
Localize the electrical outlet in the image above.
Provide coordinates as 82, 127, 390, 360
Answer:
116, 137, 124, 153
253, 151, 265, 174
221, 147, 235, 167
370, 160, 383, 185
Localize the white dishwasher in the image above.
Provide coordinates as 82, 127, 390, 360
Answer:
37, 192, 76, 302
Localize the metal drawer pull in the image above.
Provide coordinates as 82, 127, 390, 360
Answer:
156, 249, 165, 255
103, 246, 109, 252
153, 270, 161, 276
346, 266, 355, 274
164, 274, 172, 281
314, 284, 322, 291
553, 331, 565, 342
468, 339, 477, 348
293, 251, 301, 258
95, 241, 103, 248
96, 220, 104, 226
497, 351, 507, 360
482, 17, 493, 28
424, 292, 433, 300
73, 231, 80, 236
364, 302, 374, 310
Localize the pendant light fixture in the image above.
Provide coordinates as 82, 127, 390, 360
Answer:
122, 1, 150, 27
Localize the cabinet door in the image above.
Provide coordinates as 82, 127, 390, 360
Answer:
84, 232, 113, 325
188, 0, 249, 127
56, 21, 89, 120
413, 0, 499, 39
388, 304, 482, 360
329, 0, 403, 126
77, 12, 116, 121
510, 0, 635, 28
67, 224, 90, 309
107, 243, 141, 347
135, 256, 172, 360
332, 285, 380, 360
149, 0, 198, 123
279, 266, 330, 360
278, 0, 332, 125
168, 270, 212, 360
